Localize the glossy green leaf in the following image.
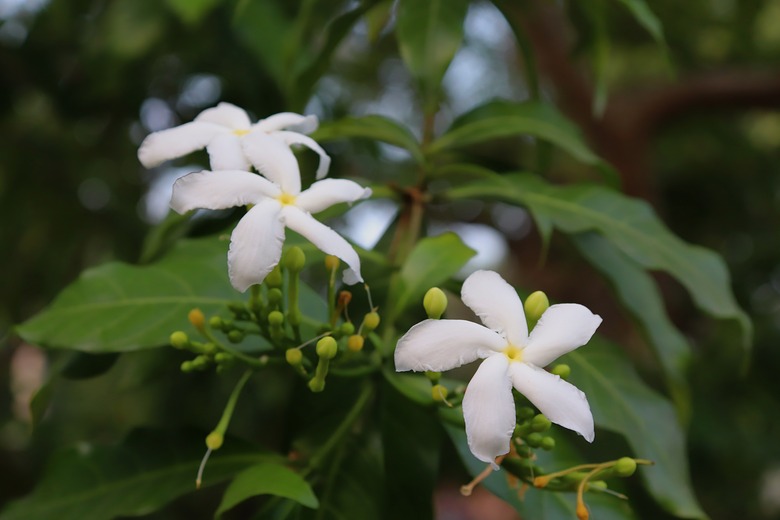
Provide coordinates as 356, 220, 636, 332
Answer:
16, 238, 238, 352
614, 0, 664, 42
311, 115, 424, 163
428, 100, 601, 166
216, 462, 318, 517
572, 232, 691, 416
448, 169, 751, 350
0, 430, 276, 520
395, 0, 470, 111
563, 340, 706, 518
165, 0, 222, 24
386, 232, 475, 324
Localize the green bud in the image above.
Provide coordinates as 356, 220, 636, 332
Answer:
203, 342, 218, 355
308, 378, 325, 392
285, 348, 303, 366
540, 437, 556, 450
220, 318, 234, 332
425, 371, 441, 383
531, 414, 552, 432
284, 246, 306, 272
206, 431, 223, 450
551, 363, 571, 379
180, 360, 193, 372
316, 337, 338, 359
341, 322, 356, 336
524, 290, 550, 323
588, 480, 607, 490
431, 384, 449, 402
268, 311, 285, 326
362, 312, 380, 332
170, 331, 189, 349
227, 330, 244, 343
614, 457, 637, 477
347, 335, 364, 352
208, 316, 223, 329
214, 352, 233, 363
188, 308, 206, 331
265, 265, 283, 288
515, 444, 533, 458
423, 287, 448, 319
267, 288, 283, 305
324, 255, 340, 272
518, 406, 535, 421
192, 355, 209, 369
526, 432, 543, 448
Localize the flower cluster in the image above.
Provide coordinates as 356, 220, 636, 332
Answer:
138, 103, 370, 291
395, 270, 602, 468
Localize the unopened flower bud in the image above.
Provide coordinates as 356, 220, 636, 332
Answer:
425, 371, 441, 383
214, 353, 233, 364
423, 287, 448, 319
227, 330, 244, 343
338, 291, 352, 308
180, 360, 193, 372
531, 414, 552, 432
347, 335, 364, 352
170, 331, 189, 349
308, 378, 325, 392
316, 337, 338, 359
203, 342, 218, 354
518, 406, 535, 421
267, 288, 283, 305
325, 255, 340, 272
524, 291, 549, 323
284, 246, 306, 273
268, 311, 284, 326
526, 432, 543, 448
285, 348, 303, 366
266, 265, 283, 288
188, 308, 206, 331
362, 312, 380, 332
614, 457, 637, 477
540, 437, 556, 450
341, 322, 355, 336
576, 500, 589, 520
208, 316, 223, 329
206, 431, 224, 450
431, 384, 449, 402
551, 363, 571, 379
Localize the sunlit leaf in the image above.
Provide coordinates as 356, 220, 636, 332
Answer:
311, 115, 424, 163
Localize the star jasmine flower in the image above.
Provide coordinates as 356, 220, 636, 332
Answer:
170, 133, 370, 291
138, 102, 330, 178
395, 270, 602, 468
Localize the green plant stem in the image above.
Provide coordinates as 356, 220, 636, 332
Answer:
214, 370, 253, 435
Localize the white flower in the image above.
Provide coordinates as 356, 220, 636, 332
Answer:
138, 102, 330, 178
395, 270, 602, 468
170, 133, 370, 291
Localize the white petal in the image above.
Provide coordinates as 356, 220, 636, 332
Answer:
137, 122, 223, 168
522, 304, 602, 368
242, 133, 301, 194
296, 179, 372, 214
394, 319, 505, 372
282, 207, 363, 283
461, 270, 528, 346
195, 102, 252, 130
255, 112, 318, 134
170, 170, 280, 214
228, 199, 285, 292
463, 354, 516, 468
206, 133, 251, 171
509, 363, 594, 442
273, 130, 331, 179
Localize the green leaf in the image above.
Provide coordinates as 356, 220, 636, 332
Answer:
232, 0, 291, 89
386, 232, 475, 325
582, 0, 610, 117
447, 169, 751, 351
165, 0, 222, 25
395, 0, 470, 111
0, 429, 276, 520
311, 115, 424, 163
572, 232, 691, 417
16, 238, 238, 352
216, 462, 319, 517
613, 0, 664, 42
563, 340, 706, 518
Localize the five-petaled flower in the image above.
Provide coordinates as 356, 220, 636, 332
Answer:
395, 270, 602, 468
170, 133, 370, 291
138, 102, 330, 178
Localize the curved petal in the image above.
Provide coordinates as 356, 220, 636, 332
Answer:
195, 102, 251, 130
282, 206, 363, 283
255, 112, 318, 134
137, 122, 223, 168
242, 133, 301, 194
296, 179, 372, 214
523, 304, 602, 367
509, 363, 594, 442
394, 319, 505, 372
228, 199, 285, 292
463, 354, 515, 468
461, 270, 528, 346
273, 131, 331, 179
206, 133, 251, 171
170, 170, 280, 214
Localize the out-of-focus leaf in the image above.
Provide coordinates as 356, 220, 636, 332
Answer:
215, 462, 318, 517
380, 380, 440, 519
0, 430, 277, 520
563, 339, 706, 518
365, 0, 393, 42
573, 232, 691, 417
61, 352, 121, 379
138, 211, 192, 264
583, 0, 610, 117
311, 115, 424, 163
100, 0, 165, 58
165, 0, 222, 25
386, 232, 475, 325
382, 369, 434, 406
395, 0, 470, 111
16, 238, 238, 352
447, 169, 752, 351
232, 0, 291, 89
613, 0, 664, 42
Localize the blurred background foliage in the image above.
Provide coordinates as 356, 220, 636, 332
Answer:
2, 0, 780, 518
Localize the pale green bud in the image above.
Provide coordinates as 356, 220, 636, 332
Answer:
316, 337, 338, 359
284, 246, 306, 273
524, 291, 550, 323
423, 287, 448, 319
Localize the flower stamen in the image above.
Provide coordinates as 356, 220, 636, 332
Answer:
277, 193, 297, 206
232, 129, 250, 136
503, 344, 523, 363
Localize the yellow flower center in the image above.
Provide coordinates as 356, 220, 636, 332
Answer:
232, 129, 250, 136
503, 345, 523, 363
277, 193, 297, 206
